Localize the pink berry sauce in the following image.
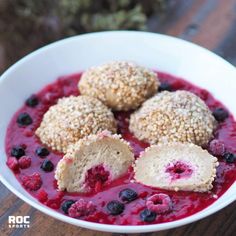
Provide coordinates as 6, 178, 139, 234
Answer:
5, 71, 236, 225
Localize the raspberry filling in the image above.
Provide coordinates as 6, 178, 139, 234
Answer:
166, 161, 193, 180
85, 164, 110, 192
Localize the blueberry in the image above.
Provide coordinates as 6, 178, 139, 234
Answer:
36, 147, 50, 157
11, 146, 25, 159
119, 188, 138, 202
158, 82, 172, 92
41, 159, 54, 172
17, 113, 32, 126
140, 209, 157, 222
26, 95, 39, 107
212, 108, 229, 122
107, 200, 125, 215
223, 152, 236, 163
61, 200, 76, 214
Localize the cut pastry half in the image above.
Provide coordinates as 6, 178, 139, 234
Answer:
55, 130, 134, 192
133, 143, 219, 192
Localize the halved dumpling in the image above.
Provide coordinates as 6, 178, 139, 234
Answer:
55, 131, 134, 192
134, 143, 219, 192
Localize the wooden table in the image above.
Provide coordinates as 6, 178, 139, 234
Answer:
1, 1, 236, 235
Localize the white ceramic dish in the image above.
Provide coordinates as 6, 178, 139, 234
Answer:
0, 31, 236, 233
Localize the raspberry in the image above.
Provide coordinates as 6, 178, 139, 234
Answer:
209, 139, 225, 156
85, 164, 110, 191
146, 193, 172, 214
18, 156, 31, 169
166, 161, 193, 180
139, 191, 148, 199
37, 189, 48, 203
6, 157, 19, 171
45, 192, 64, 209
46, 199, 61, 209
21, 173, 42, 191
68, 199, 96, 218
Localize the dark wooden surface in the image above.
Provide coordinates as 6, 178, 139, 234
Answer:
1, 1, 236, 235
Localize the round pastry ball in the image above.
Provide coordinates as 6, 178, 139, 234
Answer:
129, 90, 216, 146
55, 131, 134, 192
78, 61, 159, 111
134, 143, 218, 192
36, 96, 117, 153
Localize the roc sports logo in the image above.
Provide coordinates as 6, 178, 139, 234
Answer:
8, 216, 30, 228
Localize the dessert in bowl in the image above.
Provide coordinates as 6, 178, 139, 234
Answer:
1, 31, 236, 233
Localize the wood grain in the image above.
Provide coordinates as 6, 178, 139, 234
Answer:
1, 0, 236, 235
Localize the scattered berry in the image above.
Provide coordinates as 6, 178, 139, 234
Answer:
107, 200, 125, 215
36, 147, 50, 157
223, 152, 236, 163
146, 193, 172, 214
41, 160, 54, 172
17, 112, 33, 126
158, 82, 172, 92
119, 188, 138, 203
61, 200, 76, 214
37, 189, 48, 203
26, 95, 39, 107
212, 108, 229, 122
20, 144, 27, 149
6, 157, 19, 171
68, 199, 96, 218
21, 173, 42, 191
140, 209, 157, 222
18, 156, 31, 169
209, 139, 225, 156
11, 146, 25, 159
139, 191, 148, 199
46, 198, 61, 209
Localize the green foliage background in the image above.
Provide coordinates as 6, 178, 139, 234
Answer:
0, 0, 165, 70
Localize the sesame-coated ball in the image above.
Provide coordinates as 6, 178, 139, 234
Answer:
36, 96, 117, 153
78, 61, 159, 111
129, 91, 216, 146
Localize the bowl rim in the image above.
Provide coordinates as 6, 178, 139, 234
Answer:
0, 30, 236, 233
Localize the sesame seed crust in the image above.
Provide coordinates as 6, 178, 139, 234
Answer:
133, 142, 219, 192
129, 90, 216, 146
78, 61, 159, 111
55, 130, 134, 192
35, 96, 117, 153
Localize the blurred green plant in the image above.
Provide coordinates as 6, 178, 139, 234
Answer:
0, 0, 165, 71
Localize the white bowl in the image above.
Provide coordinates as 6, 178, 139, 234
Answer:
0, 31, 236, 233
